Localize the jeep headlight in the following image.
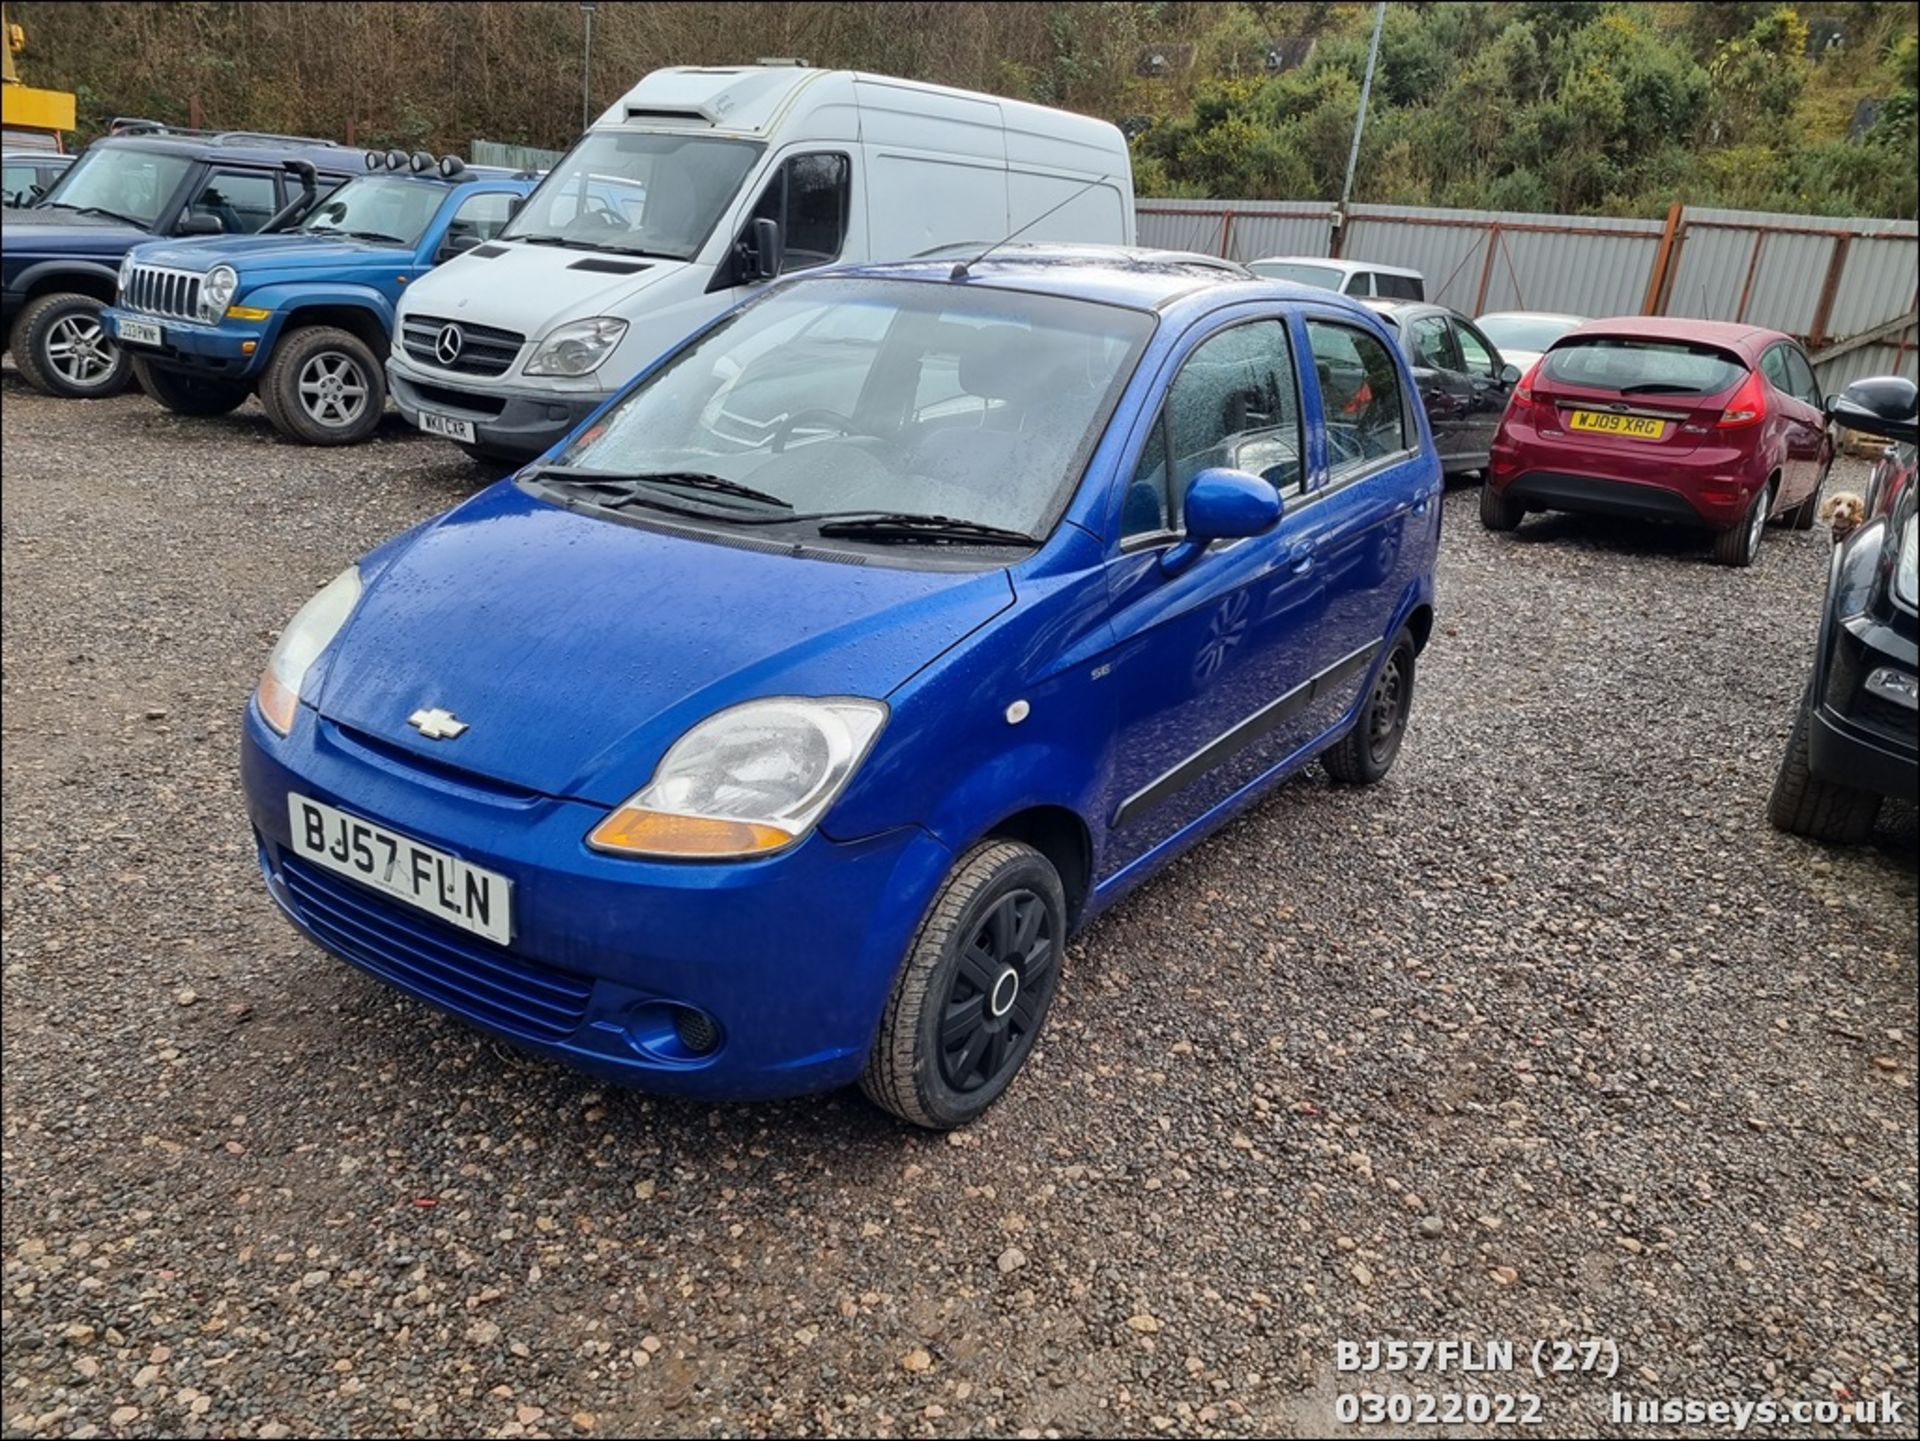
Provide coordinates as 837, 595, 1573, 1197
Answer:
199, 264, 239, 323
117, 251, 135, 298
524, 317, 628, 377
255, 566, 362, 735
587, 697, 887, 858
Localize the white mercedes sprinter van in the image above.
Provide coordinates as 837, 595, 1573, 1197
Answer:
388, 65, 1135, 461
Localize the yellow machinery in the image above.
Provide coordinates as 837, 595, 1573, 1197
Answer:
3, 5, 76, 150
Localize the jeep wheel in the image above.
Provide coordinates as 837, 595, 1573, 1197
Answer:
131, 357, 250, 417
259, 326, 384, 445
11, 292, 132, 398
861, 840, 1066, 1129
1767, 699, 1880, 843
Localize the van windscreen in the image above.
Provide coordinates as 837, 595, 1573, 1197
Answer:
501, 131, 764, 261
1541, 337, 1747, 395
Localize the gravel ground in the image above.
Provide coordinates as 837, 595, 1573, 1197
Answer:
3, 379, 1915, 1441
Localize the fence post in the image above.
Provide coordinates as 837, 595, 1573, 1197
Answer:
188, 93, 202, 129
1807, 234, 1853, 348
1219, 209, 1236, 260
1734, 232, 1766, 323
1642, 201, 1684, 315
1473, 223, 1502, 315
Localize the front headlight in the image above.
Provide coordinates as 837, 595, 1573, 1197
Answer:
1897, 515, 1918, 610
117, 251, 135, 297
199, 264, 239, 323
524, 317, 628, 377
588, 697, 887, 858
255, 567, 362, 735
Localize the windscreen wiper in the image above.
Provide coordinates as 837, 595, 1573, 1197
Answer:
330, 228, 411, 245
74, 205, 146, 228
813, 512, 1037, 547
525, 465, 791, 513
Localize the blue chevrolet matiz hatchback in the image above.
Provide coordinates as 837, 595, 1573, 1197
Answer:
242, 246, 1440, 1128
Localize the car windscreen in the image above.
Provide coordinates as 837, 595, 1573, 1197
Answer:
553, 278, 1156, 537
1541, 337, 1747, 395
36, 145, 194, 229
1478, 314, 1582, 354
499, 131, 763, 261
1248, 261, 1342, 290
300, 175, 447, 246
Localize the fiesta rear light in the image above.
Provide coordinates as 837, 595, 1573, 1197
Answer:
1716, 369, 1768, 428
1512, 360, 1542, 406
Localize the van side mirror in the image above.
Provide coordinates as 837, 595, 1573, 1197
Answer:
1160, 468, 1282, 576
175, 213, 223, 236
740, 216, 783, 283
1826, 376, 1918, 446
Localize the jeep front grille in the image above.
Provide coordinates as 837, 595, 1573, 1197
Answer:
121, 264, 204, 323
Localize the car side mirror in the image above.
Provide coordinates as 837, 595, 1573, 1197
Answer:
1826, 376, 1918, 446
1499, 362, 1522, 385
436, 233, 484, 264
739, 216, 783, 283
175, 213, 223, 236
1160, 468, 1282, 576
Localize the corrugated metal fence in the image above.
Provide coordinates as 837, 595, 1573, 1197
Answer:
1138, 198, 1919, 390
471, 138, 564, 171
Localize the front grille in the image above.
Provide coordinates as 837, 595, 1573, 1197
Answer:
279, 853, 591, 1042
400, 313, 524, 377
122, 263, 204, 322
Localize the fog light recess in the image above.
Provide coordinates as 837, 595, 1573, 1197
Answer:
674, 1007, 721, 1055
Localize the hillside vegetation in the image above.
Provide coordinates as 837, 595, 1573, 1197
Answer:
11, 0, 1917, 218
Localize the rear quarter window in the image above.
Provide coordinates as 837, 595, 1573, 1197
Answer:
1542, 338, 1747, 396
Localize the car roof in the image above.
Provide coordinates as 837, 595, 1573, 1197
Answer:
1249, 254, 1423, 278
1476, 310, 1587, 323
1361, 298, 1454, 323
913, 241, 1251, 277
1556, 314, 1787, 356
90, 134, 368, 173
806, 246, 1393, 323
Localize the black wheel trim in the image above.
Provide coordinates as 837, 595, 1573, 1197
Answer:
1366, 649, 1411, 765
938, 888, 1055, 1093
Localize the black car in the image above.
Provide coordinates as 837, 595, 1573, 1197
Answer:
2, 151, 73, 208
1360, 299, 1520, 476
3, 121, 365, 398
1769, 376, 1918, 843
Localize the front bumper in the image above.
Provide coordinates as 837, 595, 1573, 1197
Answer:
101, 304, 270, 380
387, 354, 608, 462
1808, 610, 1918, 802
242, 701, 954, 1099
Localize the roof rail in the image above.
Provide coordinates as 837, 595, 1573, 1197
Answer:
103, 117, 343, 148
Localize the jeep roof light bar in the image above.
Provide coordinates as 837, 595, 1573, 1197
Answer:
103, 116, 344, 149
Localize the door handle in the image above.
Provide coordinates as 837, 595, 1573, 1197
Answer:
1287, 540, 1316, 575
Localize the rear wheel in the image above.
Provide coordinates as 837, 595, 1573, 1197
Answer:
259, 326, 384, 445
11, 292, 132, 398
1479, 480, 1524, 531
131, 356, 250, 417
1324, 629, 1416, 786
1767, 698, 1880, 842
862, 840, 1065, 1129
1713, 484, 1770, 567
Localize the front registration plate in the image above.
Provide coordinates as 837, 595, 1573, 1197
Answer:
288, 794, 511, 945
417, 410, 476, 444
116, 316, 163, 348
1568, 409, 1665, 441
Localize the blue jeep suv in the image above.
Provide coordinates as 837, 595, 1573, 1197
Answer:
104, 155, 537, 444
3, 122, 364, 398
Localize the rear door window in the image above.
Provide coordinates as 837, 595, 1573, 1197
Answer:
1541, 338, 1747, 397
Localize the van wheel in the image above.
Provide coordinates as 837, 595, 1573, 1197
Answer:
259, 326, 384, 444
11, 292, 133, 397
1324, 629, 1416, 786
1714, 485, 1769, 567
861, 840, 1065, 1130
131, 356, 250, 417
1479, 481, 1524, 531
1767, 699, 1880, 842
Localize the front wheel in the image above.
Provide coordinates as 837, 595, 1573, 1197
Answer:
1767, 699, 1880, 843
862, 840, 1066, 1129
131, 356, 250, 417
1324, 629, 1416, 786
11, 292, 133, 398
258, 326, 385, 445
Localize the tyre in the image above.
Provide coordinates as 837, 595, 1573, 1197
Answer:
1783, 474, 1823, 531
1767, 699, 1880, 843
10, 292, 132, 398
861, 839, 1066, 1129
258, 326, 384, 444
131, 356, 250, 417
1324, 628, 1416, 786
1479, 480, 1524, 532
1713, 484, 1769, 567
